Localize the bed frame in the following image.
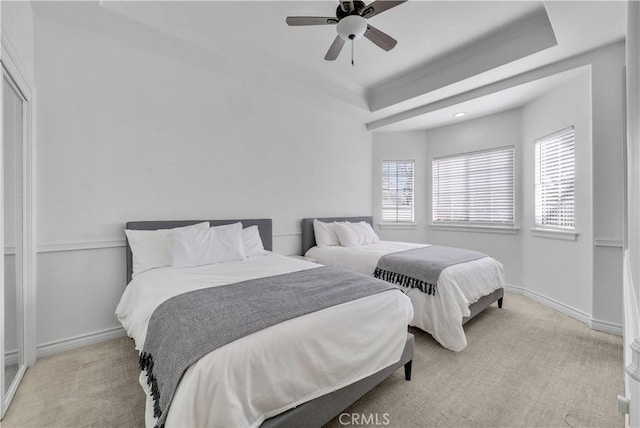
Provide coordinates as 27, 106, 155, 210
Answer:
124, 218, 414, 427
301, 216, 504, 325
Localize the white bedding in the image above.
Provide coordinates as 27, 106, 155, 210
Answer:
306, 241, 505, 352
116, 252, 413, 428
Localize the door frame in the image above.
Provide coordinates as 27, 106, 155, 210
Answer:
0, 28, 37, 418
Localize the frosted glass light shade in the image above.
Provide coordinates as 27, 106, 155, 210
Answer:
337, 15, 367, 40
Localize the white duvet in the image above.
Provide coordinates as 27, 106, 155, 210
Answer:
306, 241, 505, 352
116, 252, 413, 428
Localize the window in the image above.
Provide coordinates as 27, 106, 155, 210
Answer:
382, 160, 414, 223
535, 127, 575, 230
432, 146, 515, 226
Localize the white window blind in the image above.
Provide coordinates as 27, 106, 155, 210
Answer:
535, 126, 575, 230
382, 160, 414, 222
432, 146, 515, 225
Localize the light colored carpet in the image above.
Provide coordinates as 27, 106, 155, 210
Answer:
1, 294, 623, 428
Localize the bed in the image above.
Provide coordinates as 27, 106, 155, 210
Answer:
117, 218, 415, 428
301, 217, 505, 352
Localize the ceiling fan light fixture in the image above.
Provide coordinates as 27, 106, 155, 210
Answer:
337, 15, 367, 40
286, 0, 406, 62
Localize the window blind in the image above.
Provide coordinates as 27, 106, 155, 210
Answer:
535, 126, 575, 230
432, 146, 515, 225
382, 160, 414, 222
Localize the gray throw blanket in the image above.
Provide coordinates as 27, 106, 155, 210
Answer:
140, 266, 400, 428
374, 246, 487, 296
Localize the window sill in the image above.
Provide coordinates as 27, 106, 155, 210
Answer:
429, 224, 519, 234
378, 223, 419, 230
531, 228, 579, 241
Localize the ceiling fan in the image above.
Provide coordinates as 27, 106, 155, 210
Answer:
286, 0, 407, 64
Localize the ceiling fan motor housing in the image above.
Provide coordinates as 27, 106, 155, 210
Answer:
337, 0, 366, 18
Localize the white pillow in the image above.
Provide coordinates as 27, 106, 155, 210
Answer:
334, 222, 360, 247
358, 221, 380, 244
334, 221, 379, 247
243, 225, 266, 257
313, 219, 340, 247
125, 222, 209, 276
169, 222, 245, 268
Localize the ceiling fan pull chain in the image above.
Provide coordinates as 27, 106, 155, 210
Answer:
351, 37, 355, 66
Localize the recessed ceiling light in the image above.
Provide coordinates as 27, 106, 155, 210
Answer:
453, 112, 466, 118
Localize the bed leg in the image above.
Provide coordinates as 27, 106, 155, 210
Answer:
404, 361, 412, 381
498, 297, 503, 309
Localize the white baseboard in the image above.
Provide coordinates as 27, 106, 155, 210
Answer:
505, 284, 591, 325
590, 318, 624, 336
36, 326, 127, 359
505, 284, 622, 336
4, 349, 18, 366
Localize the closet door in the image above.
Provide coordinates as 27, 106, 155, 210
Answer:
1, 71, 26, 418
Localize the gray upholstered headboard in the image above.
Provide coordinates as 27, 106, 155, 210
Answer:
301, 216, 373, 255
125, 219, 273, 284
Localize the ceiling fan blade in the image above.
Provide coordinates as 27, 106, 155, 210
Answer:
361, 0, 407, 19
364, 25, 397, 51
325, 36, 346, 61
286, 16, 338, 26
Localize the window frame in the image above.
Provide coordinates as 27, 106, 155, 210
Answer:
431, 145, 516, 230
381, 159, 415, 225
533, 126, 578, 239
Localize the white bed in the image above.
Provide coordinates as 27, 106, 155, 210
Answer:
302, 219, 505, 352
117, 249, 413, 427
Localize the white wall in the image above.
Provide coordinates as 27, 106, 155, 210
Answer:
33, 10, 373, 348
372, 131, 428, 243
590, 43, 626, 328
423, 110, 524, 287
521, 71, 593, 317
1, 1, 35, 83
